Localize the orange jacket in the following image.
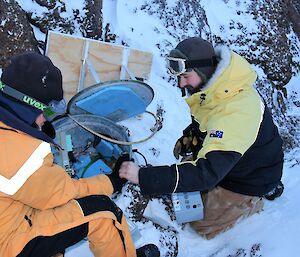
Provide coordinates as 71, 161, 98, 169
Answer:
0, 122, 135, 257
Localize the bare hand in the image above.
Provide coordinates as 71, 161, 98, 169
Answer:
118, 161, 140, 184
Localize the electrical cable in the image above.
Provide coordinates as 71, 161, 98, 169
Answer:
67, 110, 160, 145
132, 149, 148, 166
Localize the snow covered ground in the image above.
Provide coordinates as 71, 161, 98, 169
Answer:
13, 0, 300, 256
64, 70, 300, 256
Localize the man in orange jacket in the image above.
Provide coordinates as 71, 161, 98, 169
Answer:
0, 52, 159, 257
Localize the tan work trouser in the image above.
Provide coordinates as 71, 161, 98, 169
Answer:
190, 187, 264, 239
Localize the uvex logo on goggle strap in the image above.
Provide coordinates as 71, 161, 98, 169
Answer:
22, 96, 47, 111
0, 81, 5, 91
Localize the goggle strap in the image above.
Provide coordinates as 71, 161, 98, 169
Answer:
0, 80, 30, 103
185, 56, 218, 69
0, 80, 50, 113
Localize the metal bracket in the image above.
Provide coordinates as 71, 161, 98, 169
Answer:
86, 59, 101, 84
77, 41, 90, 92
77, 41, 102, 92
120, 47, 136, 80
78, 41, 141, 93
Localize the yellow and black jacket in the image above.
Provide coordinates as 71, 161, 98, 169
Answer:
139, 47, 283, 197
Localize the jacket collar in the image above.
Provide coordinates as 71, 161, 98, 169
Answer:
0, 92, 42, 125
201, 45, 232, 91
0, 105, 55, 144
186, 46, 257, 110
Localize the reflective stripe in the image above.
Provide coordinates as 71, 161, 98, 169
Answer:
0, 142, 51, 195
255, 99, 265, 139
172, 165, 180, 193
260, 99, 265, 123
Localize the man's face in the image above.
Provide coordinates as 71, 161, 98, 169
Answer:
35, 113, 47, 129
178, 70, 203, 94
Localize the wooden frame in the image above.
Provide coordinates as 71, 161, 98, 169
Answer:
45, 31, 153, 101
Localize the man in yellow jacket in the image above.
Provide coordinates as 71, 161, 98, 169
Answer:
119, 37, 284, 239
0, 52, 159, 257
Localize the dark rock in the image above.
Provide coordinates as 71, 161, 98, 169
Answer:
0, 0, 39, 68
24, 0, 103, 40
25, 1, 79, 35
82, 0, 103, 39
34, 0, 56, 9
284, 0, 300, 38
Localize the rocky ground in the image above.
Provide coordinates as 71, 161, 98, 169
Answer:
137, 0, 300, 151
3, 0, 298, 149
0, 0, 39, 68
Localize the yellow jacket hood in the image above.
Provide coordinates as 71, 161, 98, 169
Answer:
186, 46, 257, 108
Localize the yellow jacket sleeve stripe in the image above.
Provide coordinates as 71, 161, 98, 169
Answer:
0, 142, 51, 195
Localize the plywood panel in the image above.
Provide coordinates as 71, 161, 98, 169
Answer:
46, 31, 153, 102
47, 32, 84, 101
86, 41, 123, 85
128, 49, 153, 80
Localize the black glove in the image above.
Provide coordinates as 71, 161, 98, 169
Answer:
173, 120, 204, 160
41, 121, 56, 139
108, 153, 132, 193
173, 134, 199, 160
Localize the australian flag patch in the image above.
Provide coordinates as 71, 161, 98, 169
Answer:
209, 130, 223, 138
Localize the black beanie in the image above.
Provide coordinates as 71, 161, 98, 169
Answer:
1, 52, 63, 104
169, 37, 216, 83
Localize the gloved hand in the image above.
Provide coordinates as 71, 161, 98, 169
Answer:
173, 134, 199, 160
173, 119, 204, 160
108, 153, 132, 193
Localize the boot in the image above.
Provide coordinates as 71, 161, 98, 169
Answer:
264, 181, 284, 200
136, 244, 160, 257
52, 253, 64, 257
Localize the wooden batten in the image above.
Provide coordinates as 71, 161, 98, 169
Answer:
46, 31, 153, 102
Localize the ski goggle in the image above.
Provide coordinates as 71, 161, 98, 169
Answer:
0, 80, 66, 121
166, 57, 189, 76
166, 56, 218, 76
